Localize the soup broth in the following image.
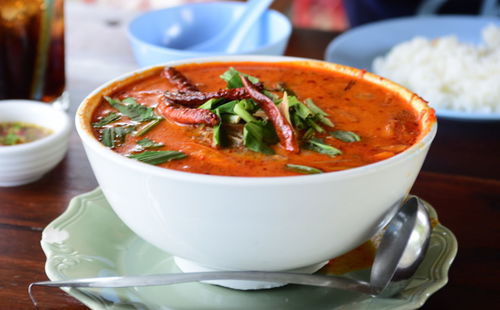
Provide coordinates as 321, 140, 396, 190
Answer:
90, 62, 432, 177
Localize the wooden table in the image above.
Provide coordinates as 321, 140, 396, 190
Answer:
1, 27, 499, 309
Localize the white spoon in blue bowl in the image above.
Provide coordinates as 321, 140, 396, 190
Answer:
188, 0, 274, 53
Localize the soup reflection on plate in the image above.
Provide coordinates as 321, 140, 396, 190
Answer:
89, 61, 430, 177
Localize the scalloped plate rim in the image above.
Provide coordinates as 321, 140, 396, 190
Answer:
41, 188, 458, 309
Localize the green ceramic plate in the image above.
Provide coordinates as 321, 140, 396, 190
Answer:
41, 188, 457, 310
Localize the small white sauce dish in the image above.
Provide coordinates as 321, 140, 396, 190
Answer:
0, 100, 71, 187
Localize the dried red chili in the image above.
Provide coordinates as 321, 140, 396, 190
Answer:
163, 85, 263, 107
162, 67, 199, 91
241, 75, 299, 153
157, 98, 219, 126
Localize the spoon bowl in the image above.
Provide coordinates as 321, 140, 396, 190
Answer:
370, 196, 432, 294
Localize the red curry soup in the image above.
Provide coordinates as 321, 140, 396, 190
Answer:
89, 62, 434, 177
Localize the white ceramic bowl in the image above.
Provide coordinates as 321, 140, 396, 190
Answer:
0, 100, 71, 186
76, 56, 436, 273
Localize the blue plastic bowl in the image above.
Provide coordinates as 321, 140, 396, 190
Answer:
127, 1, 292, 67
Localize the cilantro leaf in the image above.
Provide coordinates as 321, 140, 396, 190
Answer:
128, 151, 186, 165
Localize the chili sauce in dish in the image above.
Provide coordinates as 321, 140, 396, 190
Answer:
0, 122, 52, 146
90, 62, 432, 177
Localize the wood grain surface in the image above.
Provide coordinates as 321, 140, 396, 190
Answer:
0, 28, 499, 309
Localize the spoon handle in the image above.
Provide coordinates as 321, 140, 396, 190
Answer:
30, 271, 374, 295
225, 0, 274, 53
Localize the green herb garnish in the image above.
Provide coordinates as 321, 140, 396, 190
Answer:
128, 151, 186, 165
243, 121, 279, 155
304, 98, 334, 127
212, 110, 223, 147
220, 67, 260, 89
92, 112, 121, 128
104, 96, 160, 122
137, 138, 164, 149
4, 133, 20, 145
135, 118, 163, 136
330, 130, 361, 142
285, 95, 332, 134
214, 100, 238, 114
234, 101, 257, 123
198, 98, 222, 110
285, 164, 323, 174
101, 125, 135, 148
304, 138, 342, 157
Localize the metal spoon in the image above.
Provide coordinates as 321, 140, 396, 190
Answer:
29, 196, 431, 296
188, 0, 275, 53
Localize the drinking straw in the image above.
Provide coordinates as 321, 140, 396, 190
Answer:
30, 0, 54, 100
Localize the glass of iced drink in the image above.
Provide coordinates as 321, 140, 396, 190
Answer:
0, 0, 66, 109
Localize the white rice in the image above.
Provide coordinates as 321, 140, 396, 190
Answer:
372, 24, 500, 113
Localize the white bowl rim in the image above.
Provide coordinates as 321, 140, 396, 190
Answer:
76, 55, 437, 186
127, 1, 292, 57
0, 100, 71, 154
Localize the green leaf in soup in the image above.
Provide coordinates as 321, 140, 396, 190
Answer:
104, 96, 159, 122
101, 125, 134, 148
304, 98, 334, 127
4, 133, 20, 145
92, 112, 121, 128
275, 82, 296, 96
101, 127, 115, 147
239, 99, 259, 113
285, 164, 323, 174
212, 110, 223, 148
128, 151, 187, 165
304, 138, 342, 157
302, 128, 315, 141
304, 98, 327, 116
134, 118, 163, 137
198, 98, 222, 110
286, 95, 312, 119
330, 130, 361, 142
234, 101, 257, 123
260, 120, 279, 145
214, 100, 238, 114
220, 67, 260, 89
137, 138, 164, 149
243, 121, 277, 155
221, 114, 241, 124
